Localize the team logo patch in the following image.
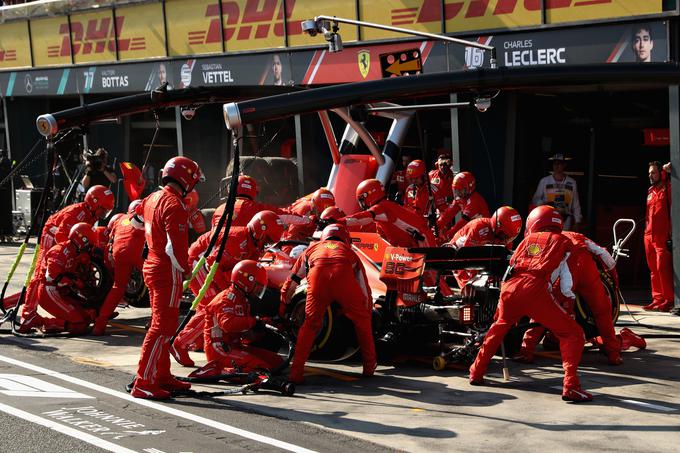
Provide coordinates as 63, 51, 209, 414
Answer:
358, 50, 370, 79
527, 243, 542, 256
324, 242, 339, 250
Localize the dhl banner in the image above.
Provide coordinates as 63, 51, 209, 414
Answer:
70, 9, 117, 64
361, 0, 451, 40
116, 2, 166, 61
166, 0, 222, 56
548, 0, 662, 25
0, 21, 31, 69
286, 0, 357, 47
30, 16, 71, 67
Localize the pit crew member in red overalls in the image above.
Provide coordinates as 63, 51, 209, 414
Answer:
93, 201, 146, 335
469, 205, 592, 402
185, 189, 207, 236
403, 159, 446, 219
131, 156, 202, 400
283, 188, 336, 241
644, 161, 674, 312
389, 151, 414, 203
280, 224, 376, 384
171, 211, 285, 366
188, 260, 283, 379
19, 185, 114, 330
29, 223, 98, 335
516, 228, 626, 365
437, 171, 489, 242
341, 179, 436, 247
428, 153, 454, 203
449, 206, 523, 288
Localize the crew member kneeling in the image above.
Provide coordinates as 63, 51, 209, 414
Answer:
189, 260, 283, 379
280, 224, 377, 384
469, 205, 592, 402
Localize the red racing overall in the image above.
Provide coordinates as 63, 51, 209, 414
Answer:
470, 231, 586, 394
197, 286, 283, 374
342, 199, 437, 247
437, 192, 490, 242
135, 185, 189, 388
645, 171, 673, 310
450, 217, 506, 287
281, 240, 376, 383
94, 214, 146, 335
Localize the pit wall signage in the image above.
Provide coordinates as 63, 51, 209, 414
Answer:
450, 20, 668, 68
0, 0, 663, 70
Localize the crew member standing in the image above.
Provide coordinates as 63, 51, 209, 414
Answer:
644, 161, 674, 312
532, 153, 582, 231
132, 156, 202, 400
437, 171, 489, 242
280, 224, 376, 384
469, 205, 591, 402
428, 152, 454, 203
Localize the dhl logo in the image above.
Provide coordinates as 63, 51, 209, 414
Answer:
48, 16, 146, 58
190, 0, 301, 45
0, 49, 17, 62
392, 0, 613, 26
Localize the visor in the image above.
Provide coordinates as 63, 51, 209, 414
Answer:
453, 188, 468, 200
252, 282, 266, 300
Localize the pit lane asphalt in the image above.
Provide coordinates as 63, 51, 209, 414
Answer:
2, 242, 680, 452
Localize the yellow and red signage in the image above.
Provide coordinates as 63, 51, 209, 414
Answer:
0, 0, 666, 70
0, 21, 31, 69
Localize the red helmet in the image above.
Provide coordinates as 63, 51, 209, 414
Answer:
107, 213, 124, 228
184, 189, 199, 211
320, 223, 351, 245
453, 172, 476, 200
69, 222, 96, 250
127, 199, 143, 215
491, 206, 523, 243
161, 156, 202, 195
247, 210, 285, 245
236, 175, 258, 199
406, 159, 426, 182
85, 185, 115, 219
525, 205, 563, 235
356, 179, 385, 209
231, 260, 268, 299
311, 188, 335, 215
319, 206, 345, 223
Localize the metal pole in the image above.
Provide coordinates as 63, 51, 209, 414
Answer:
2, 98, 16, 211
294, 114, 304, 196
668, 85, 680, 312
175, 106, 184, 156
449, 93, 460, 173
79, 94, 88, 152
502, 93, 516, 205
586, 126, 596, 236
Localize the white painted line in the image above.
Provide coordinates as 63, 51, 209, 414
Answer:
0, 354, 317, 453
0, 401, 138, 453
619, 399, 677, 412
0, 374, 93, 399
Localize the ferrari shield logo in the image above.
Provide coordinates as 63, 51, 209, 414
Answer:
358, 50, 370, 79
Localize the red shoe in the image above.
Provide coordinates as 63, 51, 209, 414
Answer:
15, 313, 43, 334
131, 380, 172, 400
562, 387, 593, 403
656, 301, 674, 313
619, 328, 647, 350
159, 375, 191, 392
42, 318, 65, 334
170, 342, 194, 367
643, 301, 663, 311
188, 360, 224, 380
363, 361, 377, 377
469, 376, 485, 386
92, 318, 107, 336
512, 348, 535, 364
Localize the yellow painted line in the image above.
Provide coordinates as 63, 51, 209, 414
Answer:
72, 356, 114, 367
411, 408, 425, 412
108, 322, 147, 333
303, 366, 359, 382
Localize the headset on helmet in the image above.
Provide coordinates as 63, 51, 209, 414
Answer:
247, 210, 285, 245
452, 171, 476, 200
525, 205, 563, 235
356, 179, 385, 210
69, 222, 96, 251
406, 159, 426, 182
161, 156, 203, 195
127, 199, 143, 215
320, 223, 351, 245
311, 188, 335, 215
231, 260, 268, 299
85, 185, 115, 219
236, 175, 258, 200
491, 206, 523, 244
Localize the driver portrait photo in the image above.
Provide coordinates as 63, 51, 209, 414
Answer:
632, 25, 654, 63
260, 53, 291, 86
